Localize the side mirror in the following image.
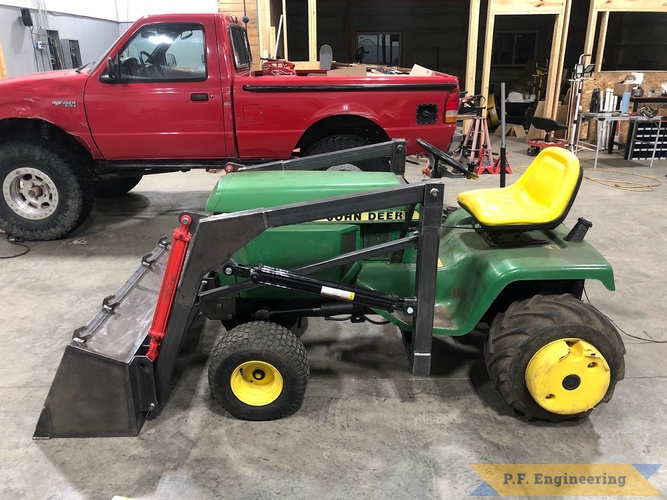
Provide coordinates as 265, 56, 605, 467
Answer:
100, 55, 120, 83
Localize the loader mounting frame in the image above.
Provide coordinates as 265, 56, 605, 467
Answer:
35, 175, 444, 438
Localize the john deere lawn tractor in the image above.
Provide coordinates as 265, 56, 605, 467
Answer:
35, 140, 625, 438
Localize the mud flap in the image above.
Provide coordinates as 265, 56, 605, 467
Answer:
34, 239, 170, 438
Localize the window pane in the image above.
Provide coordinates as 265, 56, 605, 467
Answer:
230, 26, 252, 69
356, 33, 401, 66
119, 23, 206, 81
514, 32, 537, 65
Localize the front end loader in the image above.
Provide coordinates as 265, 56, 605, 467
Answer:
34, 140, 625, 438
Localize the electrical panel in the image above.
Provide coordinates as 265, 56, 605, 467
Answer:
59, 39, 82, 69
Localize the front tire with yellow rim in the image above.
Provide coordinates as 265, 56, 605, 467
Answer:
485, 294, 625, 421
208, 321, 309, 421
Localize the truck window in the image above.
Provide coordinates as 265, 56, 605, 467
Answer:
118, 23, 207, 81
229, 25, 252, 70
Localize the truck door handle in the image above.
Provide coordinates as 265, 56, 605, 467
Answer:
191, 93, 209, 102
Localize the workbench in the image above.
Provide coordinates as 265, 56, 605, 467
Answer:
574, 112, 663, 169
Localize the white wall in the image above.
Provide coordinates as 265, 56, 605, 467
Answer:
0, 0, 117, 21
116, 0, 218, 23
0, 0, 218, 23
0, 4, 122, 75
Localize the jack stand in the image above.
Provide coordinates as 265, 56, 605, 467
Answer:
472, 148, 513, 175
463, 111, 495, 168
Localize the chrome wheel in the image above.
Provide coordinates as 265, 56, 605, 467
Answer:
3, 167, 59, 220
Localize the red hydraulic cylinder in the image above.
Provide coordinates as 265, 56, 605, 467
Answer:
145, 215, 193, 361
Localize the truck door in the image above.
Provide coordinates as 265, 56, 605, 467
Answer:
85, 20, 225, 159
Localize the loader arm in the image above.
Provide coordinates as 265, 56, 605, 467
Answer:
36, 180, 445, 438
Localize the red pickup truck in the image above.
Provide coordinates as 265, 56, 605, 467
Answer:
0, 13, 460, 240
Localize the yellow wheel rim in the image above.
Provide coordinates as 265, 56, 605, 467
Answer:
230, 360, 284, 406
525, 338, 610, 415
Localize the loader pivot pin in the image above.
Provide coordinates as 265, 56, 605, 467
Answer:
145, 215, 193, 362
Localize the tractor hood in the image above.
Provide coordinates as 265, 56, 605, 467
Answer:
0, 69, 89, 120
205, 171, 403, 213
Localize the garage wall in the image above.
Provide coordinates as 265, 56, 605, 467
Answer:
0, 0, 220, 77
0, 5, 121, 76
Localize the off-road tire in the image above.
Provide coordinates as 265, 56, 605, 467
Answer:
0, 142, 94, 240
208, 321, 309, 420
94, 175, 143, 198
485, 294, 625, 421
305, 134, 389, 171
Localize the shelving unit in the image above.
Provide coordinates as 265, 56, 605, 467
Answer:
627, 118, 667, 161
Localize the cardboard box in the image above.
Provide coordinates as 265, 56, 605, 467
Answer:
409, 64, 435, 77
613, 83, 635, 97
327, 65, 366, 76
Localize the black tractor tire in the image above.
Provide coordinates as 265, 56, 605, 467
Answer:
304, 134, 389, 171
208, 321, 309, 420
485, 294, 625, 421
0, 142, 94, 241
94, 175, 143, 198
327, 163, 362, 171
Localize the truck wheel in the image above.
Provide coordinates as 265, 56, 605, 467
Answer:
94, 175, 143, 198
305, 134, 389, 171
485, 294, 625, 421
208, 321, 309, 420
0, 142, 94, 241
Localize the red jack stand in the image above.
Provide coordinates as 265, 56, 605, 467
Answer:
472, 148, 513, 175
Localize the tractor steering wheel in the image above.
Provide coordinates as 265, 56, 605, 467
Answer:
417, 138, 478, 180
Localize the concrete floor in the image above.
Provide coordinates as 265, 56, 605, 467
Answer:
1, 138, 666, 499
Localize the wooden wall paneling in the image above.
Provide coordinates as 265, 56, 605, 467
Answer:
594, 10, 609, 71
543, 13, 564, 118
547, 0, 572, 119
282, 0, 289, 59
465, 0, 481, 95
257, 0, 270, 58
478, 0, 570, 119
0, 41, 6, 79
480, 0, 496, 101
583, 1, 598, 60
489, 0, 566, 14
308, 0, 317, 61
585, 0, 667, 73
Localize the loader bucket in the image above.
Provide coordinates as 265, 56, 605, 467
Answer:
33, 239, 170, 438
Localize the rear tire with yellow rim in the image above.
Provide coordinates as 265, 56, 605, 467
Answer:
208, 321, 309, 420
485, 294, 625, 421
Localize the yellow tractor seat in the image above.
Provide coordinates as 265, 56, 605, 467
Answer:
457, 147, 582, 231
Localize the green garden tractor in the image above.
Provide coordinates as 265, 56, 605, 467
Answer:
35, 140, 625, 438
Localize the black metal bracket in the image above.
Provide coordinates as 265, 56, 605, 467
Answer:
236, 139, 407, 174
153, 179, 445, 407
